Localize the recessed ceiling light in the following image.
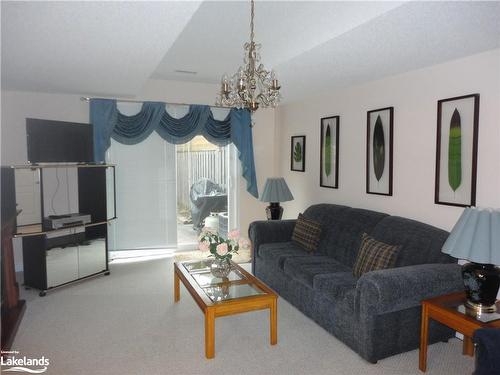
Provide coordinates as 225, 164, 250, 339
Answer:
174, 69, 197, 75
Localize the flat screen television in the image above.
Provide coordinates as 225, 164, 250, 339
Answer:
26, 118, 94, 163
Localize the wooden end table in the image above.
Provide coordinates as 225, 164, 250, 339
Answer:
174, 259, 278, 359
419, 291, 500, 372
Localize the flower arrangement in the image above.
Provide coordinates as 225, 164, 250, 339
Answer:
198, 228, 250, 264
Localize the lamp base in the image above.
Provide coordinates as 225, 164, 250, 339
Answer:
465, 300, 497, 314
462, 263, 500, 314
265, 202, 283, 220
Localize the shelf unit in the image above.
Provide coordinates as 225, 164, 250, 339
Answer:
11, 163, 116, 296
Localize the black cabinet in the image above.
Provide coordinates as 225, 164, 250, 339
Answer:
22, 227, 108, 294
12, 164, 116, 296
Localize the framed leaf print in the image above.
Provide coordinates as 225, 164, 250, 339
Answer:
320, 116, 339, 188
435, 94, 479, 207
366, 107, 393, 196
291, 136, 306, 172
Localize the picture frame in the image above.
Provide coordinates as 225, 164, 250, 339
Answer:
435, 94, 479, 207
366, 107, 393, 196
290, 135, 306, 172
320, 116, 339, 188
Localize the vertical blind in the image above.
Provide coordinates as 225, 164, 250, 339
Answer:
107, 103, 177, 251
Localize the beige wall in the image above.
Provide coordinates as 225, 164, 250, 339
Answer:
1, 79, 276, 269
276, 49, 500, 232
1, 91, 89, 165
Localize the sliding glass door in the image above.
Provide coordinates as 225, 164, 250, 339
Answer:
176, 137, 230, 247
106, 103, 238, 252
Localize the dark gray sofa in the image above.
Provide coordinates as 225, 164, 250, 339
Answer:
249, 204, 464, 363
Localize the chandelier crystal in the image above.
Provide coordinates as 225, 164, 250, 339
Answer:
216, 0, 281, 113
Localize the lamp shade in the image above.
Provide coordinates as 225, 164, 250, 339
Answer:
442, 207, 500, 265
260, 177, 293, 203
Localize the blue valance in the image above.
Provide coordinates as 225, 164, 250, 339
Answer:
90, 99, 258, 198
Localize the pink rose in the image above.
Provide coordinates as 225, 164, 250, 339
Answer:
198, 240, 210, 252
238, 238, 250, 249
216, 243, 229, 256
227, 229, 240, 240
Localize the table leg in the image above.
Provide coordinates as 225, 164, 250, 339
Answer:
463, 336, 474, 356
174, 271, 180, 303
270, 298, 277, 345
419, 304, 429, 372
205, 308, 215, 359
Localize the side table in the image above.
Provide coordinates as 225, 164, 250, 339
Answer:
419, 291, 500, 372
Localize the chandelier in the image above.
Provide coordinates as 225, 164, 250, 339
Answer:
216, 0, 281, 113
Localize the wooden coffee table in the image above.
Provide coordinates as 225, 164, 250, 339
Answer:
419, 291, 500, 372
174, 259, 278, 359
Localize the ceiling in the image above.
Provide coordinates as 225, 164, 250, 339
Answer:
2, 1, 500, 102
152, 1, 404, 82
1, 1, 202, 96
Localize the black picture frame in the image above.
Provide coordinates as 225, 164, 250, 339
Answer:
366, 107, 393, 196
320, 116, 339, 189
290, 135, 306, 172
435, 94, 479, 207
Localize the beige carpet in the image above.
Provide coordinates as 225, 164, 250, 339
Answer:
12, 258, 475, 375
174, 248, 251, 264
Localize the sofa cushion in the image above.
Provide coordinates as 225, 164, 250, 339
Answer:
303, 204, 387, 267
313, 272, 357, 300
369, 216, 453, 267
258, 241, 310, 270
283, 256, 351, 287
291, 213, 322, 252
353, 233, 400, 277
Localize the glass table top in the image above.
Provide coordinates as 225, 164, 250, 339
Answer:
192, 269, 244, 287
436, 294, 500, 323
203, 283, 265, 302
456, 304, 500, 323
180, 259, 266, 303
183, 259, 214, 273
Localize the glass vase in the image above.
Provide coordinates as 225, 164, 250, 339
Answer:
210, 258, 232, 278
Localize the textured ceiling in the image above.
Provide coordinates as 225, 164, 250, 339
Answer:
1, 1, 201, 96
2, 1, 500, 102
152, 1, 404, 82
276, 1, 500, 101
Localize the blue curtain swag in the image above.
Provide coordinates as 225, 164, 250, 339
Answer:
90, 99, 258, 198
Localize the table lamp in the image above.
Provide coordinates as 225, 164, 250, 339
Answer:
442, 207, 500, 313
260, 177, 294, 220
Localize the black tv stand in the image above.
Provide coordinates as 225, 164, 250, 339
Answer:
12, 163, 116, 296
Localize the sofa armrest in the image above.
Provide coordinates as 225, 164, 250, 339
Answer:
248, 220, 296, 257
355, 263, 463, 316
